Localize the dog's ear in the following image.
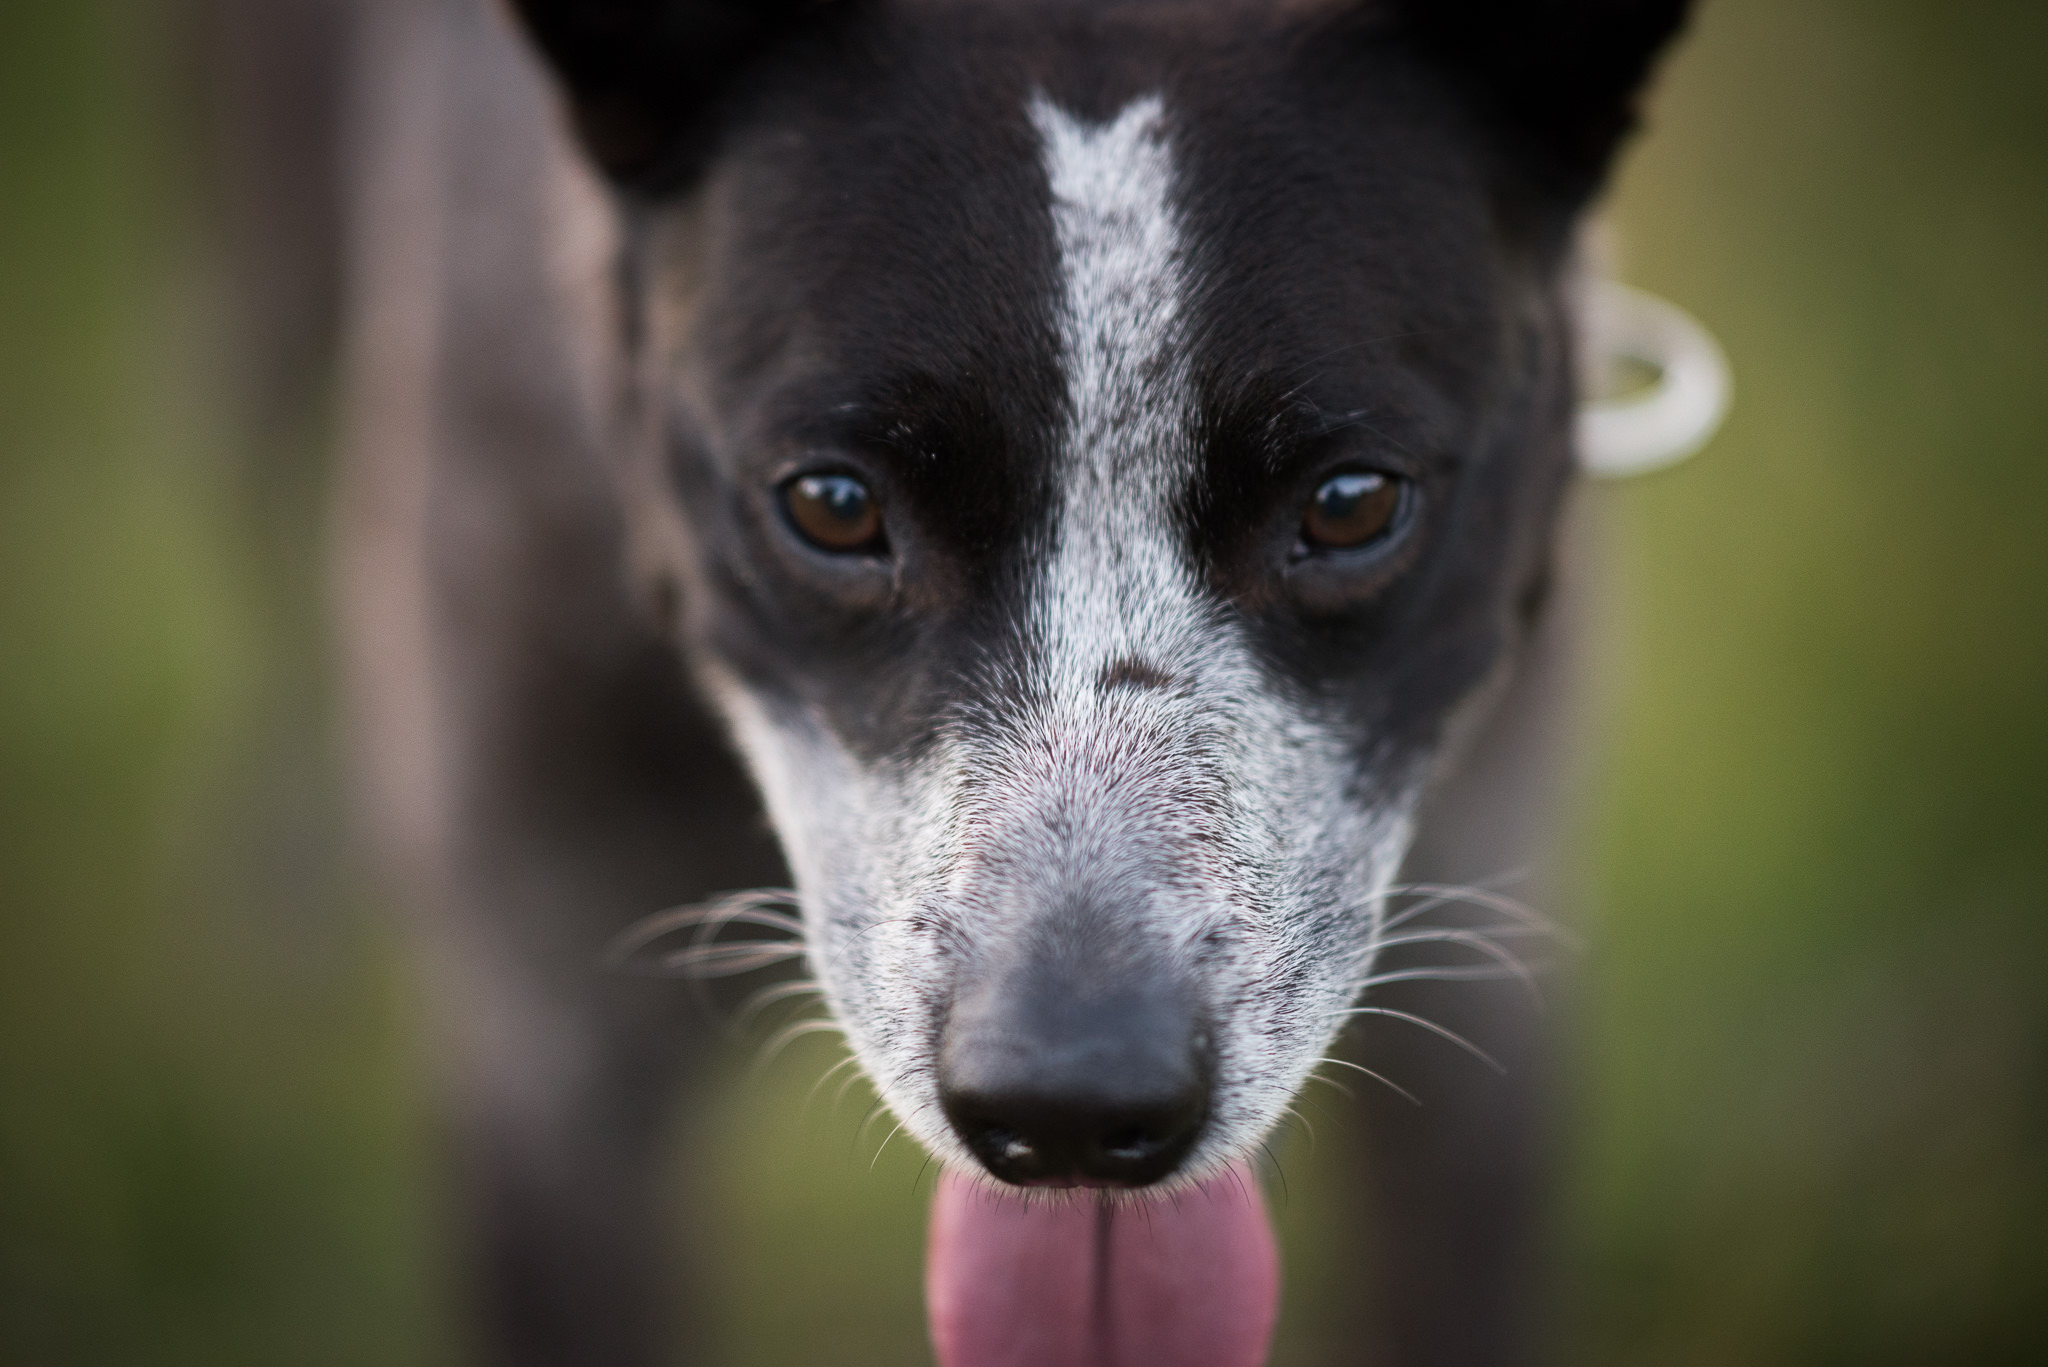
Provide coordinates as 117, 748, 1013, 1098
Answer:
1381, 0, 1694, 201
507, 0, 839, 187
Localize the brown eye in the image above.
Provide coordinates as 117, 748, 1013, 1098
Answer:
782, 472, 885, 554
1301, 471, 1402, 551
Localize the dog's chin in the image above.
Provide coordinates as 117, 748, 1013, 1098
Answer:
927, 1160, 1280, 1367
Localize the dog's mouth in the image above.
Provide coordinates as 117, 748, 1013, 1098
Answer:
913, 914, 1281, 1362
926, 1163, 1279, 1367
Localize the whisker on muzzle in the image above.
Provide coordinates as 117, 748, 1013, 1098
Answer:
802, 1052, 865, 1115
1366, 927, 1548, 1007
1314, 1055, 1421, 1106
1376, 877, 1573, 945
834, 1056, 879, 1112
603, 886, 804, 967
1302, 1070, 1356, 1102
870, 1115, 914, 1172
732, 978, 825, 1031
854, 1096, 895, 1157
653, 941, 810, 978
1275, 1102, 1318, 1154
748, 1016, 847, 1081
1256, 1140, 1289, 1205
1361, 962, 1556, 990
1337, 1004, 1508, 1073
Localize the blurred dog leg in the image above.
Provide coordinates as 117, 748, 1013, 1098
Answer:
1330, 498, 1602, 1367
333, 2, 788, 1361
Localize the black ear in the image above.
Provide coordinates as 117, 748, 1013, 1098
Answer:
506, 0, 836, 187
1388, 0, 1694, 201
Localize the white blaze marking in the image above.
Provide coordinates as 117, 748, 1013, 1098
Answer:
1020, 96, 1422, 1173
1028, 93, 1209, 694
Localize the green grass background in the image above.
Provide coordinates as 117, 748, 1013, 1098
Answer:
2, 1, 2043, 1363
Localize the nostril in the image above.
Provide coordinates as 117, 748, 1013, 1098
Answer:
986, 1128, 1035, 1166
940, 1069, 1209, 1189
1101, 1126, 1162, 1163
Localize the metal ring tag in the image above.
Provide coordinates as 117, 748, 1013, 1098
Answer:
1577, 281, 1731, 478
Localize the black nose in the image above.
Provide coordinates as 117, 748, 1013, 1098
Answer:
938, 976, 1210, 1189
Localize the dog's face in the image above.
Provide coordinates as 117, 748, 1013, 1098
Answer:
516, 0, 1686, 1188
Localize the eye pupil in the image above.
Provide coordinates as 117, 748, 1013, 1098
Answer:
784, 473, 885, 553
1302, 471, 1400, 550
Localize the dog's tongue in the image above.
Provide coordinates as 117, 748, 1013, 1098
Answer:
926, 1165, 1279, 1367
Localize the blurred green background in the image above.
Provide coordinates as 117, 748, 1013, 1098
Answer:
2, 1, 2043, 1363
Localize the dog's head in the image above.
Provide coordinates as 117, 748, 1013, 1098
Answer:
515, 0, 1688, 1190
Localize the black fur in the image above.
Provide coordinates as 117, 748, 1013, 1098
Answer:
1390, 0, 1693, 200
507, 0, 848, 183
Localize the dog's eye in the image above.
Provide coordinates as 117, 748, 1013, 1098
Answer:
782, 472, 886, 554
1301, 471, 1401, 551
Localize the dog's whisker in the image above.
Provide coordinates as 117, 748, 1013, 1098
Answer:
1371, 888, 1463, 934
853, 1097, 894, 1155
1340, 1005, 1508, 1073
1225, 1162, 1257, 1213
732, 978, 825, 1032
1383, 894, 1538, 942
1256, 1140, 1289, 1206
656, 942, 808, 978
687, 896, 789, 969
748, 1016, 845, 1079
1370, 926, 1552, 948
1362, 963, 1556, 989
1369, 926, 1544, 968
1379, 882, 1569, 942
1378, 872, 1526, 903
604, 889, 802, 965
1276, 1103, 1317, 1154
833, 1057, 876, 1111
1316, 1055, 1422, 1106
1372, 928, 1545, 1005
1301, 1070, 1355, 1102
870, 1117, 912, 1173
1285, 1084, 1343, 1131
803, 1052, 865, 1116
695, 906, 806, 937
1377, 865, 1531, 906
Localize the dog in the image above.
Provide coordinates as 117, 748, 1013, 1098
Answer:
329, 1, 1693, 1363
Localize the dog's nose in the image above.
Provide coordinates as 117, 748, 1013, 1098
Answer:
941, 1067, 1208, 1188
938, 976, 1210, 1188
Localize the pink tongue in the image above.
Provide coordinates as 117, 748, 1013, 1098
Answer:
925, 1165, 1279, 1367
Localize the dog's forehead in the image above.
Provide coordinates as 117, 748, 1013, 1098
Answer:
696, 11, 1504, 454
